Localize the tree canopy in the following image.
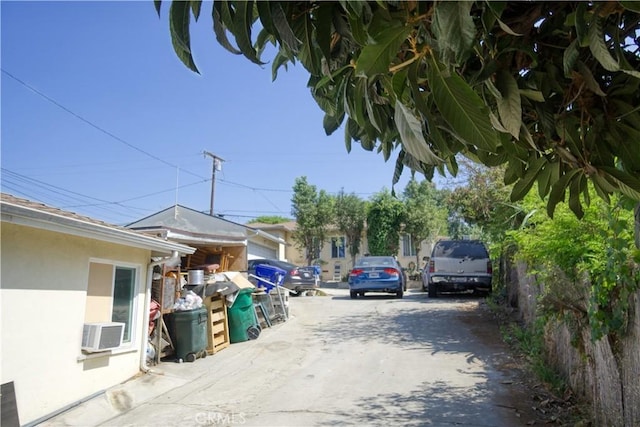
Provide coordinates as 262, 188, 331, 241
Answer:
367, 189, 405, 255
334, 189, 367, 266
157, 1, 640, 219
402, 178, 448, 263
291, 176, 334, 265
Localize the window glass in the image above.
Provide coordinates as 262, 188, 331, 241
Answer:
402, 234, 416, 257
433, 241, 488, 259
331, 237, 346, 259
112, 267, 136, 342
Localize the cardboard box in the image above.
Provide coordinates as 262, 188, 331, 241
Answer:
222, 271, 255, 289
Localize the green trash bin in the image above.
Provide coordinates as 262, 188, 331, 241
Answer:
169, 307, 208, 362
228, 288, 260, 343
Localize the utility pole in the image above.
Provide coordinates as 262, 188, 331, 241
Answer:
203, 151, 224, 216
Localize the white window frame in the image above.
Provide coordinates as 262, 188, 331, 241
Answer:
88, 258, 141, 348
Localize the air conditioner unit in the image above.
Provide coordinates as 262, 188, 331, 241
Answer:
82, 322, 125, 352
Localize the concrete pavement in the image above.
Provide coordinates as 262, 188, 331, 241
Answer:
36, 287, 346, 427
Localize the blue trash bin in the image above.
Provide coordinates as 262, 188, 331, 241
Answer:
255, 264, 286, 293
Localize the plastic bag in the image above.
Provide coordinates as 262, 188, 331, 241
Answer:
172, 290, 203, 311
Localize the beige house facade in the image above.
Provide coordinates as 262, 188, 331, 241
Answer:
0, 194, 195, 425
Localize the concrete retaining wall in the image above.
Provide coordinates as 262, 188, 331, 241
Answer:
505, 259, 640, 426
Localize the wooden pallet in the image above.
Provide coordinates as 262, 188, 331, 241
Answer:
204, 295, 230, 355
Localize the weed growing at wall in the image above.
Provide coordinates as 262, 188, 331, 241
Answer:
507, 190, 639, 344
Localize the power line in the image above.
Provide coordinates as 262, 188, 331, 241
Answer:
1, 68, 208, 181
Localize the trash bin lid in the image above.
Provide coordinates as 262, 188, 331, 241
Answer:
255, 264, 287, 277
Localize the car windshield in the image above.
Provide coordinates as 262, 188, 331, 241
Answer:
355, 256, 395, 267
433, 241, 488, 259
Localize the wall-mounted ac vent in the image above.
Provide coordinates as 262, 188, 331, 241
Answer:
82, 322, 124, 352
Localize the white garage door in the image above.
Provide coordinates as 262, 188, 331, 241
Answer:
247, 241, 277, 260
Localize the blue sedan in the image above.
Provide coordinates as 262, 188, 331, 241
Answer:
348, 256, 404, 299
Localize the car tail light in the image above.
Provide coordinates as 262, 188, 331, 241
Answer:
290, 268, 298, 276
429, 260, 435, 273
349, 269, 364, 276
487, 261, 493, 275
384, 268, 399, 276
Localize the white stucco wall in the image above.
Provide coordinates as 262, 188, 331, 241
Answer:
1, 223, 149, 424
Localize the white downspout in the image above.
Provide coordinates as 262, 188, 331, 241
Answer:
140, 250, 180, 373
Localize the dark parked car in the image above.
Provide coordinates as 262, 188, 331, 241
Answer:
348, 256, 404, 299
422, 240, 492, 297
247, 258, 317, 296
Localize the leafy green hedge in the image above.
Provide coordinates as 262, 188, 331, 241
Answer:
506, 188, 640, 342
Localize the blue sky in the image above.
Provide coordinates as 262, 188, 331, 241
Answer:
2, 1, 446, 225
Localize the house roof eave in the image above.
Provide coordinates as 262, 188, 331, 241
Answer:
1, 201, 195, 256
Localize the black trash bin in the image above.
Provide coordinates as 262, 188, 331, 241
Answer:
167, 307, 208, 362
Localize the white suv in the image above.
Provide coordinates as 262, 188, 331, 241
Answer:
422, 240, 492, 297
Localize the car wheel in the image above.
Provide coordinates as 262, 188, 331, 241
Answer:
350, 291, 357, 299
290, 289, 302, 297
428, 283, 437, 298
396, 289, 403, 299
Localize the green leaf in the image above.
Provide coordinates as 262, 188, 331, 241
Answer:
365, 85, 384, 133
271, 50, 290, 81
432, 1, 476, 64
353, 79, 368, 127
170, 1, 199, 73
348, 13, 368, 46
619, 1, 640, 13
537, 160, 552, 198
393, 152, 405, 186
427, 56, 499, 152
271, 2, 300, 53
489, 112, 509, 134
314, 3, 334, 63
232, 0, 264, 65
621, 69, 640, 79
496, 69, 522, 139
256, 1, 278, 38
344, 119, 356, 153
355, 24, 411, 77
519, 89, 545, 102
510, 155, 546, 202
547, 169, 581, 217
485, 1, 522, 36
568, 173, 585, 218
190, 0, 201, 21
576, 60, 606, 97
213, 2, 242, 55
504, 158, 523, 185
391, 67, 408, 100
563, 39, 579, 78
601, 167, 640, 200
395, 101, 442, 165
292, 13, 322, 75
574, 3, 589, 47
591, 173, 613, 203
588, 17, 620, 72
614, 123, 640, 170
323, 112, 344, 136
